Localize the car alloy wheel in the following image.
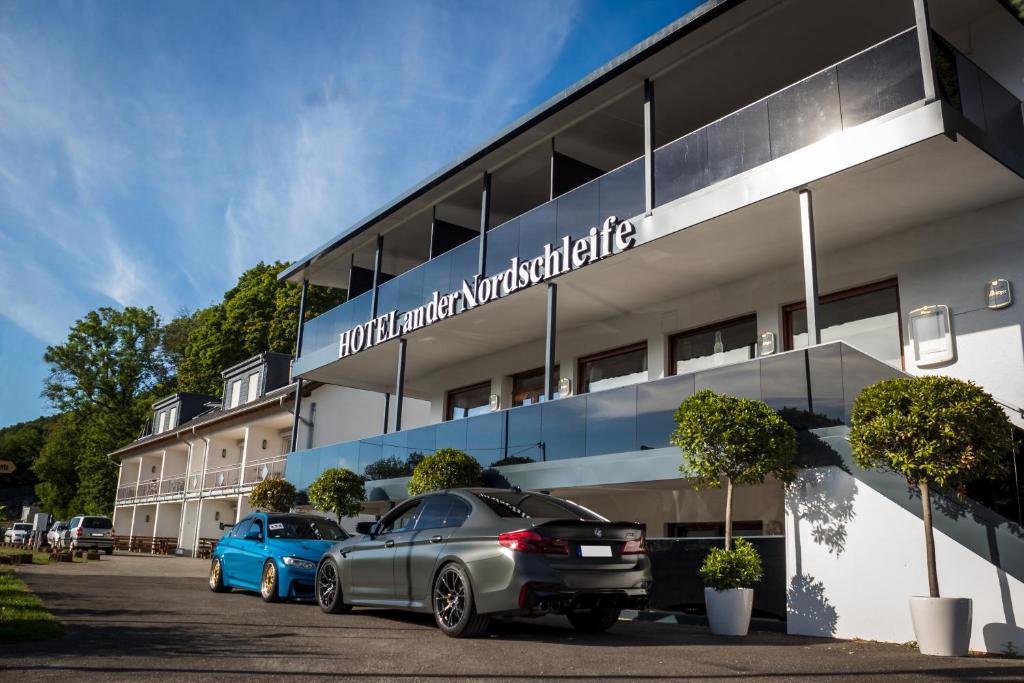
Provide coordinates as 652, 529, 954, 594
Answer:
261, 560, 280, 603
316, 559, 351, 614
432, 563, 489, 638
209, 558, 229, 593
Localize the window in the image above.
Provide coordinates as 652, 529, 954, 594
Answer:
82, 517, 112, 529
445, 381, 491, 420
229, 519, 253, 538
157, 411, 167, 434
229, 380, 242, 408
413, 495, 472, 530
784, 279, 902, 368
246, 372, 260, 403
473, 492, 606, 521
511, 366, 559, 407
248, 518, 264, 540
665, 521, 764, 538
671, 315, 757, 375
266, 515, 347, 541
578, 343, 647, 394
380, 501, 422, 534
167, 406, 177, 430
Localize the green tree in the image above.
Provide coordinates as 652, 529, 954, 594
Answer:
248, 478, 297, 512
364, 456, 412, 481
308, 468, 365, 520
176, 262, 345, 394
672, 390, 797, 550
0, 416, 54, 489
850, 376, 1010, 598
407, 448, 483, 496
32, 414, 84, 518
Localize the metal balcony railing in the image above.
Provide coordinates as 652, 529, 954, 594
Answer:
243, 455, 288, 485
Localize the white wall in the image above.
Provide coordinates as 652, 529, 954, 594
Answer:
154, 502, 182, 538
786, 465, 1024, 654
196, 498, 236, 542
130, 504, 156, 539
300, 385, 429, 449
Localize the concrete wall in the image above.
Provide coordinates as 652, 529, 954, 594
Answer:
786, 464, 1024, 653
180, 500, 200, 554
196, 498, 237, 542
300, 385, 430, 449
154, 502, 182, 538
112, 506, 133, 537
130, 504, 156, 539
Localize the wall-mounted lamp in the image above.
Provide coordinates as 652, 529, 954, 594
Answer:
261, 439, 268, 450
908, 305, 954, 367
488, 394, 500, 412
558, 377, 572, 398
221, 448, 227, 459
759, 331, 777, 356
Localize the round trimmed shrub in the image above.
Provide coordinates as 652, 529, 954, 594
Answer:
407, 448, 483, 496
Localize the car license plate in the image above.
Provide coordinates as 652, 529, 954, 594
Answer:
91, 533, 104, 537
579, 545, 612, 558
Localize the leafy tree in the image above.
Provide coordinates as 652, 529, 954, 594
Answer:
248, 478, 297, 512
32, 415, 83, 518
699, 538, 763, 591
364, 456, 412, 481
176, 262, 345, 394
672, 390, 797, 551
850, 376, 1010, 598
407, 448, 483, 496
0, 416, 54, 489
308, 468, 365, 520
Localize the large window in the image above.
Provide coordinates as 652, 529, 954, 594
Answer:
578, 343, 648, 394
784, 279, 902, 368
670, 315, 758, 375
511, 366, 559, 407
445, 381, 491, 420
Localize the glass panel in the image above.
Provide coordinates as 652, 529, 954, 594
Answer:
759, 352, 813, 428
485, 218, 520, 277
541, 396, 587, 461
337, 441, 360, 475
789, 284, 902, 368
357, 437, 382, 478
841, 344, 903, 425
447, 382, 492, 420
506, 403, 543, 463
653, 128, 707, 208
381, 429, 409, 463
979, 70, 1024, 151
673, 316, 757, 374
806, 344, 845, 425
838, 30, 923, 129
599, 158, 644, 222
705, 100, 770, 185
585, 385, 637, 457
397, 261, 426, 313
376, 276, 400, 315
581, 346, 648, 393
434, 418, 467, 452
556, 179, 600, 243
512, 366, 558, 407
518, 201, 557, 262
406, 426, 436, 468
466, 412, 505, 467
636, 374, 694, 451
421, 250, 453, 307
302, 298, 352, 357
449, 237, 480, 312
768, 67, 842, 159
695, 360, 761, 400
347, 291, 373, 330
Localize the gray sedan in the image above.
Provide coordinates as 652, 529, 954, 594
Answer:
315, 488, 651, 637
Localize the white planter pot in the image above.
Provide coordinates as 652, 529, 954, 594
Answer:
704, 587, 754, 636
909, 596, 972, 656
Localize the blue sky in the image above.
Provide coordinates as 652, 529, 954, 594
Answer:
0, 0, 697, 428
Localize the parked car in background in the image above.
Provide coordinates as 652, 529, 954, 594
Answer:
67, 515, 114, 554
47, 521, 69, 549
209, 512, 348, 602
4, 522, 33, 545
315, 488, 652, 637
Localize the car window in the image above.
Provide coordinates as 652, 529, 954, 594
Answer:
250, 518, 264, 540
473, 492, 605, 521
229, 519, 252, 538
14, 523, 32, 531
69, 518, 81, 528
266, 516, 347, 541
83, 517, 112, 529
380, 502, 422, 534
445, 499, 471, 528
413, 498, 451, 531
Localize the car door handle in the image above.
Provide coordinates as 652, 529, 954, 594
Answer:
429, 535, 443, 544
384, 540, 395, 548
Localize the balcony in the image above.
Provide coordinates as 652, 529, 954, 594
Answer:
116, 456, 288, 505
294, 28, 932, 378
285, 342, 902, 493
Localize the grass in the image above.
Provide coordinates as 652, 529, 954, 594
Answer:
0, 546, 54, 564
0, 567, 64, 642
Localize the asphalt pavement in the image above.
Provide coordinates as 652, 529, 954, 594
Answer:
3, 553, 1024, 682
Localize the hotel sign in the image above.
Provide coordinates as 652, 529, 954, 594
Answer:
338, 216, 637, 359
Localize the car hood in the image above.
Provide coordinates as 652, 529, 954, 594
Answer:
268, 539, 337, 561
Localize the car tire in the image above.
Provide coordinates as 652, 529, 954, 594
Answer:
432, 563, 490, 638
261, 560, 281, 603
567, 608, 621, 633
316, 558, 351, 614
209, 558, 230, 593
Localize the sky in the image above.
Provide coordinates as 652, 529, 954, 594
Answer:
0, 0, 698, 428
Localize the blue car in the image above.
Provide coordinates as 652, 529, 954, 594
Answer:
209, 512, 348, 602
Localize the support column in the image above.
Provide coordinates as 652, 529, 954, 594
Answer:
290, 278, 309, 453
370, 234, 384, 318
382, 393, 391, 435
912, 0, 937, 102
545, 283, 557, 401
548, 138, 556, 201
799, 189, 821, 346
477, 172, 491, 276
394, 339, 408, 431
644, 79, 655, 214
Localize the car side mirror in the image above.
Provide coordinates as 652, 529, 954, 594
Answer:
355, 521, 375, 537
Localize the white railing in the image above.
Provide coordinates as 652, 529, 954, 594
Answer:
159, 474, 186, 496
242, 455, 287, 485
202, 463, 242, 491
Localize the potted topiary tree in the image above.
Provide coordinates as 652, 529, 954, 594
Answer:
308, 467, 366, 524
408, 448, 483, 496
672, 389, 797, 636
248, 478, 297, 513
850, 375, 1010, 656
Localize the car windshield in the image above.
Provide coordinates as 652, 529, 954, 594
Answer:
473, 492, 606, 521
266, 516, 347, 541
14, 523, 32, 531
82, 517, 112, 529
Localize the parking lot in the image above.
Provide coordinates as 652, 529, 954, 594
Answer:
2, 554, 1023, 682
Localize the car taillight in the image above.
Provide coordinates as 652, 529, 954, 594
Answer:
75, 527, 82, 537
621, 538, 647, 555
498, 529, 569, 555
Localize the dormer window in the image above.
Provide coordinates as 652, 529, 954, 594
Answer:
229, 380, 242, 408
168, 406, 177, 429
157, 411, 167, 434
246, 371, 260, 403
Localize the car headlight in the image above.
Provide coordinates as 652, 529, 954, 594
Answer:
281, 557, 316, 570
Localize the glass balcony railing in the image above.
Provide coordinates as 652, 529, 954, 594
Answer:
285, 342, 903, 491
296, 29, 927, 369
